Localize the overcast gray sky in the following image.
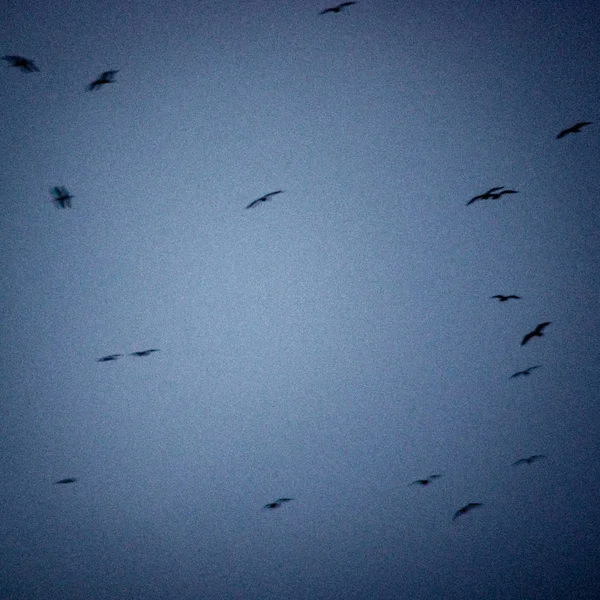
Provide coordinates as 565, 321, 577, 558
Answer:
2, 1, 600, 598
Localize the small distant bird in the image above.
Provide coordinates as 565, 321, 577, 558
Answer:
130, 349, 160, 357
510, 365, 541, 378
320, 2, 356, 14
556, 122, 592, 139
452, 502, 483, 521
50, 186, 73, 208
98, 354, 123, 362
467, 187, 518, 205
491, 295, 521, 302
3, 55, 39, 72
246, 190, 284, 209
54, 478, 77, 484
410, 474, 441, 486
263, 498, 293, 510
512, 455, 546, 466
88, 70, 118, 91
521, 322, 551, 346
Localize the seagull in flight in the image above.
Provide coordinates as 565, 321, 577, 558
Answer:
452, 502, 483, 521
521, 322, 551, 346
410, 474, 441, 486
491, 295, 521, 302
556, 122, 592, 139
54, 478, 77, 484
97, 354, 123, 362
246, 190, 284, 209
512, 455, 546, 466
467, 187, 518, 205
3, 55, 39, 72
263, 498, 293, 510
88, 70, 118, 91
320, 2, 356, 14
510, 365, 541, 378
130, 349, 160, 357
50, 186, 73, 208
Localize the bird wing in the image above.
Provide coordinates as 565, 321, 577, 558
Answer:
510, 371, 524, 378
246, 197, 265, 209
508, 295, 521, 299
319, 8, 335, 14
410, 480, 427, 486
498, 190, 518, 196
275, 498, 293, 503
485, 187, 504, 194
341, 1, 357, 6
512, 459, 528, 466
535, 322, 551, 334
429, 474, 441, 480
521, 331, 534, 345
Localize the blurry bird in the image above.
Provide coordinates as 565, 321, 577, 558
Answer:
468, 187, 518, 205
491, 295, 521, 302
452, 502, 483, 521
263, 498, 293, 510
54, 478, 77, 484
3, 55, 39, 72
97, 354, 123, 362
556, 122, 592, 139
512, 455, 546, 466
410, 474, 441, 486
521, 322, 551, 346
510, 365, 541, 378
88, 70, 118, 91
246, 190, 284, 209
50, 186, 73, 208
320, 2, 356, 14
130, 349, 160, 357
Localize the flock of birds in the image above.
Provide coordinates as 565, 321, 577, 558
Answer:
4, 0, 595, 526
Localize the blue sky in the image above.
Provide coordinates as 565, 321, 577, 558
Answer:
2, 1, 600, 598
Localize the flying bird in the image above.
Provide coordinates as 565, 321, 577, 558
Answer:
88, 70, 118, 91
130, 349, 160, 357
410, 474, 441, 486
320, 2, 356, 14
246, 190, 284, 209
50, 186, 73, 208
54, 478, 77, 484
3, 55, 39, 72
510, 365, 541, 378
556, 122, 592, 139
452, 502, 483, 521
467, 187, 518, 205
521, 322, 551, 346
512, 455, 546, 466
97, 354, 123, 362
263, 498, 293, 510
491, 295, 521, 302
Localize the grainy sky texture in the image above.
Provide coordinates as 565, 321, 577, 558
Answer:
2, 1, 600, 599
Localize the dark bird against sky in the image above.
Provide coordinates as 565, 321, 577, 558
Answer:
319, 2, 356, 14
510, 365, 541, 378
466, 187, 518, 205
410, 474, 441, 486
2, 55, 39, 72
452, 502, 483, 521
521, 322, 551, 346
512, 455, 546, 466
130, 349, 160, 357
263, 498, 293, 509
491, 295, 521, 302
50, 186, 73, 209
97, 354, 123, 362
88, 70, 119, 91
556, 122, 592, 139
245, 190, 284, 209
54, 478, 77, 484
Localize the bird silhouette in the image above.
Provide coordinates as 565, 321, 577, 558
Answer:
467, 187, 518, 205
3, 55, 39, 72
512, 455, 546, 466
556, 122, 592, 139
452, 502, 483, 521
510, 365, 541, 378
130, 349, 160, 357
54, 478, 77, 484
246, 190, 284, 209
320, 2, 356, 14
97, 354, 123, 362
88, 70, 118, 91
521, 322, 551, 346
491, 295, 521, 302
410, 474, 441, 486
50, 186, 73, 208
263, 498, 293, 510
